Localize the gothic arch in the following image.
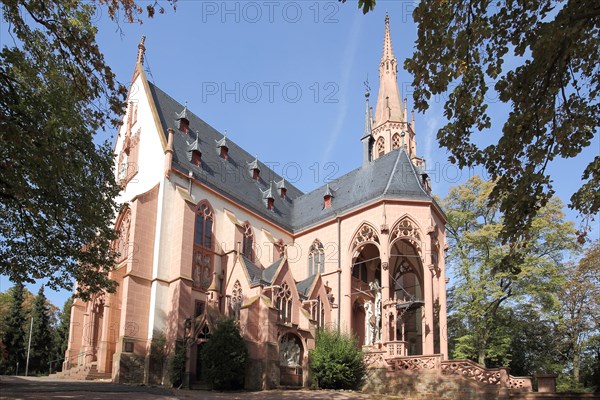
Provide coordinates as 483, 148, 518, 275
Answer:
389, 215, 424, 253
349, 222, 381, 255
194, 200, 215, 251
193, 200, 215, 291
376, 136, 385, 157
392, 133, 401, 150
308, 239, 325, 276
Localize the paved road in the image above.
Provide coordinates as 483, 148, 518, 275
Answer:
0, 376, 381, 400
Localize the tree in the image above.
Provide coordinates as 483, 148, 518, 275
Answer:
0, 0, 174, 300
309, 329, 366, 390
28, 286, 54, 375
52, 297, 72, 372
443, 176, 577, 367
200, 318, 248, 390
342, 0, 599, 245
2, 282, 26, 374
554, 241, 600, 388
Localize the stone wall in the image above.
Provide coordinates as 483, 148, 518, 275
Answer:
116, 353, 146, 383
363, 368, 510, 400
362, 367, 600, 400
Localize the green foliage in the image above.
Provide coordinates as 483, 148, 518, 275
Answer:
309, 329, 365, 390
342, 0, 599, 244
0, 0, 175, 300
168, 340, 187, 388
28, 286, 54, 375
52, 297, 73, 372
200, 318, 248, 390
444, 176, 577, 367
554, 241, 600, 389
2, 282, 26, 374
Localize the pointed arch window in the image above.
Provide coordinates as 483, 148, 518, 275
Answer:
193, 202, 214, 290
194, 203, 213, 249
277, 282, 293, 323
392, 133, 401, 150
308, 240, 325, 276
376, 137, 385, 157
311, 296, 325, 329
242, 222, 254, 261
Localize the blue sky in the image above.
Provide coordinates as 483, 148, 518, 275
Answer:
1, 1, 598, 307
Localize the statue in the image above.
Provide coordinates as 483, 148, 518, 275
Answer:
279, 335, 301, 367
364, 301, 373, 346
370, 279, 382, 343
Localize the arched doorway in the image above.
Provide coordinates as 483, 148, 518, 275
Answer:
389, 219, 424, 356
279, 333, 303, 386
349, 224, 382, 347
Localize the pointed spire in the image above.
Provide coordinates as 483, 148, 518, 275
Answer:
381, 14, 395, 63
374, 14, 404, 127
136, 36, 146, 65
362, 80, 373, 140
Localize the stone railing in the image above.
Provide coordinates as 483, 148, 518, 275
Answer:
507, 376, 533, 391
385, 340, 408, 358
441, 360, 505, 385
387, 354, 442, 371
441, 359, 532, 391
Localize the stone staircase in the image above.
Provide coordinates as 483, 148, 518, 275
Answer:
49, 362, 112, 381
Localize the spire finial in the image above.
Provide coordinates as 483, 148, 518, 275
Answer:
364, 75, 371, 98
381, 14, 395, 62
136, 35, 146, 65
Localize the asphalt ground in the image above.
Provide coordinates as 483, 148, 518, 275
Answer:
0, 376, 383, 400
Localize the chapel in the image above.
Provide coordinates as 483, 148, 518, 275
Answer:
63, 15, 449, 389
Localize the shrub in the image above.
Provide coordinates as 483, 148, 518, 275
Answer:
168, 341, 186, 388
309, 329, 366, 390
200, 318, 248, 390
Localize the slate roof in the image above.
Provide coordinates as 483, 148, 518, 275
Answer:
296, 274, 318, 299
147, 82, 434, 233
240, 255, 284, 286
290, 149, 432, 230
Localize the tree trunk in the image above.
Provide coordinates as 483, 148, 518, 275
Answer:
573, 350, 580, 385
478, 348, 486, 367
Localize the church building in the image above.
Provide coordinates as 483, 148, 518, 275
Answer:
64, 15, 449, 389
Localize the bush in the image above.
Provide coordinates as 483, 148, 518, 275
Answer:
168, 341, 186, 388
200, 318, 248, 390
309, 329, 366, 390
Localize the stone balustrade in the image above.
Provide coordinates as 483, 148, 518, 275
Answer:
364, 352, 534, 393
385, 340, 408, 358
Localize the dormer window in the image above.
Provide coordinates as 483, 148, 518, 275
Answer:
323, 184, 333, 209
267, 197, 274, 210
248, 156, 260, 181
191, 150, 201, 166
177, 103, 190, 134
216, 132, 229, 160
220, 145, 228, 160
280, 187, 287, 199
179, 118, 189, 134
